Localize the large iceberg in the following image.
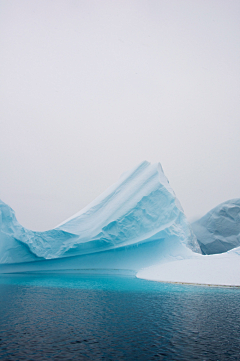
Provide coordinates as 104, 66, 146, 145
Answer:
191, 199, 240, 255
0, 161, 200, 273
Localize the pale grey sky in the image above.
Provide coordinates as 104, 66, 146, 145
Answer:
0, 0, 240, 230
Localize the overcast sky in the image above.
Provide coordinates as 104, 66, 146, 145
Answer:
0, 0, 240, 231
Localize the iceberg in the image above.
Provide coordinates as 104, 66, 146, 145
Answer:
0, 161, 200, 274
191, 199, 240, 255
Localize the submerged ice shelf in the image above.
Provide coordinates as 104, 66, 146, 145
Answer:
0, 161, 200, 273
137, 246, 240, 286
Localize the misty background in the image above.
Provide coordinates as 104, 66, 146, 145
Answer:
0, 0, 239, 231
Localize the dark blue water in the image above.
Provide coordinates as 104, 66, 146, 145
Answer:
0, 273, 240, 360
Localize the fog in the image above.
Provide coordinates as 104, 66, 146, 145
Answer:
0, 0, 240, 230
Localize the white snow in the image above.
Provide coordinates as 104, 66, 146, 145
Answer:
137, 247, 240, 286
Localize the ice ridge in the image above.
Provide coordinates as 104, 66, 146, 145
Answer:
0, 161, 200, 273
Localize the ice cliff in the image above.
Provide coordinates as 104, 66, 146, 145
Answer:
0, 161, 200, 273
191, 199, 240, 255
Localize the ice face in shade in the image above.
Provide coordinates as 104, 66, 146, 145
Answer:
0, 161, 200, 273
191, 199, 240, 255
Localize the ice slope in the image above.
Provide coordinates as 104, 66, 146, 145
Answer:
0, 161, 200, 273
191, 199, 240, 255
137, 199, 240, 286
137, 246, 240, 287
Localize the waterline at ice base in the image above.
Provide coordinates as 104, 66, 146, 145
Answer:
0, 161, 240, 286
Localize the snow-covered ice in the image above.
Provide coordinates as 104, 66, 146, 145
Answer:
0, 161, 200, 273
137, 246, 240, 287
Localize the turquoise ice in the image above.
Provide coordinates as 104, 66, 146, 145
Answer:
0, 161, 200, 273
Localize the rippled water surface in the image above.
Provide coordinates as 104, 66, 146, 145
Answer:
0, 273, 240, 360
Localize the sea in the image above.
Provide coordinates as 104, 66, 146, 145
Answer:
0, 273, 239, 360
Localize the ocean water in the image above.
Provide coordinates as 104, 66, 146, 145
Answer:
0, 274, 240, 360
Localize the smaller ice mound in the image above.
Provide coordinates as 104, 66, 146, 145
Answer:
191, 199, 240, 255
137, 246, 240, 287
